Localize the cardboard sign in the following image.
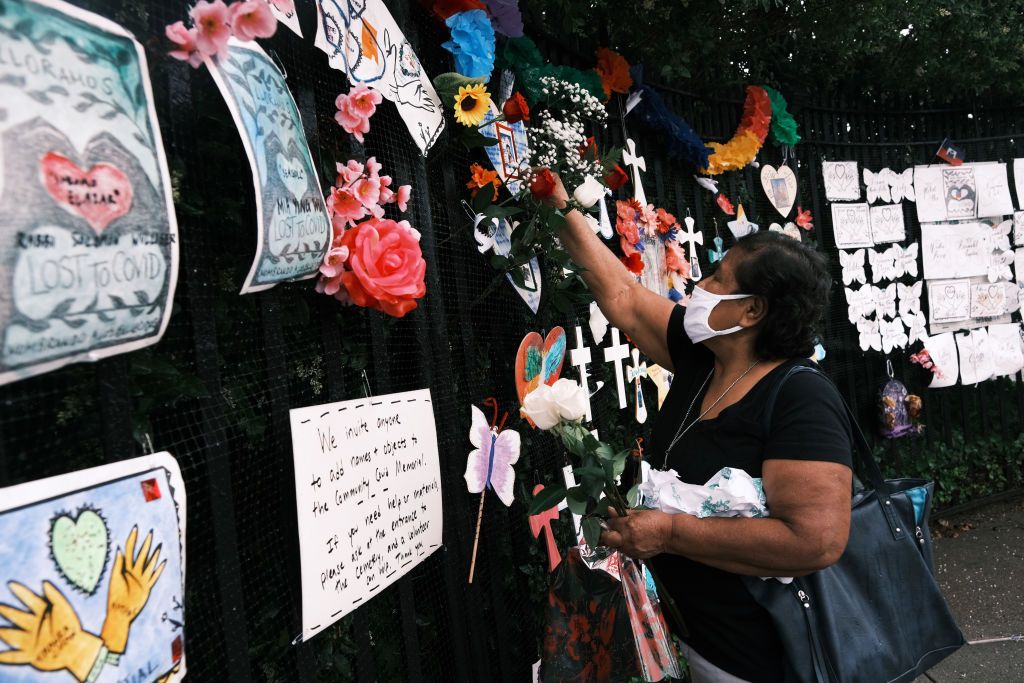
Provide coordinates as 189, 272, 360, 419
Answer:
290, 389, 443, 640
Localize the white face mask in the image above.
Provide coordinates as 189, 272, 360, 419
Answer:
684, 285, 753, 344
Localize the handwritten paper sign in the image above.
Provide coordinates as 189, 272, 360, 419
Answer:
921, 223, 989, 279
986, 323, 1024, 377
0, 452, 187, 683
942, 166, 977, 219
0, 0, 179, 386
970, 282, 1006, 319
822, 161, 860, 201
207, 40, 330, 294
830, 203, 873, 248
925, 333, 959, 388
975, 163, 1014, 217
914, 166, 946, 223
869, 204, 906, 244
927, 279, 971, 325
957, 329, 994, 385
290, 389, 443, 641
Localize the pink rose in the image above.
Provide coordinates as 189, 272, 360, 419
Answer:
396, 185, 412, 212
337, 218, 427, 318
328, 187, 366, 227
189, 0, 231, 59
229, 0, 278, 42
166, 21, 203, 68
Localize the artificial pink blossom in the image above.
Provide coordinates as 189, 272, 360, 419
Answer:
316, 272, 346, 296
320, 245, 351, 278
348, 85, 382, 118
229, 0, 278, 42
353, 177, 381, 209
395, 185, 412, 212
365, 157, 383, 178
189, 0, 232, 59
378, 175, 394, 204
166, 21, 203, 68
334, 97, 371, 142
328, 187, 367, 227
336, 160, 365, 186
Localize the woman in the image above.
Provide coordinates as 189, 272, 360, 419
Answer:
546, 178, 854, 683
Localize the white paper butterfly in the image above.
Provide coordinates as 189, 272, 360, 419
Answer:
891, 243, 919, 278
839, 249, 867, 285
872, 283, 897, 319
988, 250, 1015, 283
905, 311, 927, 345
857, 317, 882, 352
844, 286, 875, 322
880, 317, 909, 354
888, 168, 916, 203
897, 281, 923, 318
1003, 282, 1022, 314
864, 168, 893, 204
868, 248, 896, 283
990, 219, 1012, 253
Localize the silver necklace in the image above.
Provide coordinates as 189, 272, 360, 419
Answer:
661, 360, 760, 469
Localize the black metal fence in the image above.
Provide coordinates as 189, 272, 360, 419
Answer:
1, 2, 1022, 682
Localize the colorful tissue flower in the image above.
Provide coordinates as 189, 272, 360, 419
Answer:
655, 208, 677, 234
483, 0, 524, 37
530, 169, 557, 200
229, 0, 278, 42
620, 252, 643, 275
189, 0, 232, 59
594, 48, 633, 100
795, 206, 814, 230
604, 165, 628, 191
502, 92, 530, 123
467, 163, 500, 200
337, 218, 427, 318
430, 0, 487, 20
166, 21, 203, 68
716, 193, 736, 215
442, 10, 495, 81
453, 83, 491, 126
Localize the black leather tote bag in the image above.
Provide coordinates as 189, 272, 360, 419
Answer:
742, 365, 965, 683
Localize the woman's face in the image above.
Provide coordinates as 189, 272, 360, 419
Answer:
699, 250, 752, 334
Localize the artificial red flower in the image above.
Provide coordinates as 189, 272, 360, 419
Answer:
502, 92, 530, 124
577, 136, 599, 161
655, 208, 677, 234
530, 168, 557, 200
594, 47, 633, 100
715, 193, 736, 215
337, 218, 427, 318
795, 206, 814, 230
467, 163, 500, 200
604, 164, 628, 191
620, 252, 643, 274
430, 0, 486, 20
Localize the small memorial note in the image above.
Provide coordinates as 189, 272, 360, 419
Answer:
290, 389, 443, 641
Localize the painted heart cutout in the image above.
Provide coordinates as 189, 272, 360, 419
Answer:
276, 152, 308, 201
760, 164, 797, 217
515, 327, 567, 407
49, 508, 110, 595
39, 152, 133, 234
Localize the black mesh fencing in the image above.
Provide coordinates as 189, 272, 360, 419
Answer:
1, 2, 1022, 682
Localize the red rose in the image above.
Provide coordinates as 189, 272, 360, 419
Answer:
578, 136, 597, 160
604, 164, 628, 191
502, 92, 530, 124
530, 168, 557, 200
337, 218, 426, 318
620, 252, 644, 274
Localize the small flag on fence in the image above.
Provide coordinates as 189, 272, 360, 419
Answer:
936, 138, 966, 166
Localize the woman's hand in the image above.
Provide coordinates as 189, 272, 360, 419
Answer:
600, 508, 674, 560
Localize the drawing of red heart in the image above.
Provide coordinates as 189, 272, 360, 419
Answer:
515, 327, 567, 406
39, 152, 133, 234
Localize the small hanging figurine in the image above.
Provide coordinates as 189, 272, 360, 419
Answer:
626, 348, 648, 424
709, 218, 726, 264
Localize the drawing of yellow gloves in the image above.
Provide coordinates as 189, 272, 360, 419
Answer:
101, 526, 167, 654
0, 580, 105, 682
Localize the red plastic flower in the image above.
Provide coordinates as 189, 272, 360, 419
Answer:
530, 168, 557, 200
578, 136, 598, 161
337, 218, 427, 318
502, 92, 530, 124
620, 252, 644, 274
715, 193, 736, 215
604, 165, 628, 191
594, 47, 633, 100
795, 206, 814, 230
655, 208, 677, 234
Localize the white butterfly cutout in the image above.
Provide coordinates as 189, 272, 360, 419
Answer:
880, 317, 909, 354
857, 317, 882, 352
905, 311, 927, 345
864, 168, 893, 204
872, 283, 897, 319
897, 281, 923, 318
888, 168, 915, 203
844, 286, 875, 322
990, 219, 1012, 253
988, 250, 1015, 283
839, 249, 867, 285
890, 243, 919, 278
868, 248, 896, 283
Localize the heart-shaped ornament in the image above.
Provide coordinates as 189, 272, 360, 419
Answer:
49, 508, 110, 595
760, 164, 798, 217
515, 327, 567, 406
39, 152, 133, 234
276, 153, 308, 201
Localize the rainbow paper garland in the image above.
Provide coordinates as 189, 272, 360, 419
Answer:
702, 85, 773, 176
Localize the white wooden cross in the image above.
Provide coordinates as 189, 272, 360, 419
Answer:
678, 215, 704, 281
603, 327, 630, 409
626, 348, 648, 424
622, 138, 648, 206
569, 326, 597, 422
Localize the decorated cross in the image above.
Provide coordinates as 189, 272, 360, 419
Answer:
678, 215, 704, 281
622, 138, 648, 206
626, 348, 649, 424
603, 327, 630, 409
528, 484, 562, 571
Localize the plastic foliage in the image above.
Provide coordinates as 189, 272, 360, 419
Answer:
763, 86, 801, 147
703, 85, 772, 175
629, 65, 711, 170
442, 9, 496, 81
483, 0, 523, 37
494, 35, 544, 71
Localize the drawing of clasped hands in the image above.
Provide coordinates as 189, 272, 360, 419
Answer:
0, 527, 166, 681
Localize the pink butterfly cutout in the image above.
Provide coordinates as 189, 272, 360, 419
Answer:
465, 405, 521, 507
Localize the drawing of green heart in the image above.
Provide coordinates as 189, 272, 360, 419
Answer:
50, 508, 110, 595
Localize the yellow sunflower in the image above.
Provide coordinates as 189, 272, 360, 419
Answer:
453, 84, 491, 127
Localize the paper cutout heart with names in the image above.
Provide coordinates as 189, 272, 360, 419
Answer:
49, 507, 110, 595
276, 152, 308, 201
40, 152, 133, 234
515, 327, 567, 406
760, 165, 797, 217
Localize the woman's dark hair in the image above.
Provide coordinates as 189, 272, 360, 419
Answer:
730, 231, 832, 360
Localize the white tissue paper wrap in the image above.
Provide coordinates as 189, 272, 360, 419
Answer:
638, 467, 792, 584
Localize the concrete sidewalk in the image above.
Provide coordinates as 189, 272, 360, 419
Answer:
915, 495, 1024, 682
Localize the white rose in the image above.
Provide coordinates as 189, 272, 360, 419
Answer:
520, 384, 561, 430
572, 176, 605, 209
550, 378, 588, 422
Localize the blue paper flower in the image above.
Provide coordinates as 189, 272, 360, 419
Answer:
442, 10, 496, 82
